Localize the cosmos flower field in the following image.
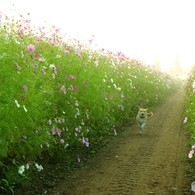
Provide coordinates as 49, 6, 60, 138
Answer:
0, 11, 179, 193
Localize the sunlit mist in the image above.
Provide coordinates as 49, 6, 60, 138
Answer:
1, 0, 195, 77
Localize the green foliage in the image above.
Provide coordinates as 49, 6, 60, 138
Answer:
0, 11, 179, 192
184, 68, 195, 137
183, 66, 195, 193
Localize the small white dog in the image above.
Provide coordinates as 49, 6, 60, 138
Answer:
136, 107, 153, 134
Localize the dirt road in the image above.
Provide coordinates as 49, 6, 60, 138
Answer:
51, 89, 189, 195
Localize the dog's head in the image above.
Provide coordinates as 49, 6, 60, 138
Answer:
138, 107, 148, 118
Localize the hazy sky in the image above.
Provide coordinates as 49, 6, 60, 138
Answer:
1, 0, 195, 71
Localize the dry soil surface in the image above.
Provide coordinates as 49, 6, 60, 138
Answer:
50, 89, 189, 195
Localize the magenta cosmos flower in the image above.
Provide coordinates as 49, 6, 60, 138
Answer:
27, 44, 35, 52
64, 51, 69, 55
22, 85, 28, 91
39, 58, 46, 61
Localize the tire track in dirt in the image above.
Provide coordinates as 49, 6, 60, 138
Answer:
51, 89, 189, 195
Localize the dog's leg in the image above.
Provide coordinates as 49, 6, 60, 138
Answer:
139, 123, 145, 134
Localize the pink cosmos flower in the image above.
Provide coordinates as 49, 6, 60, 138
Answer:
36, 37, 42, 42
74, 48, 81, 52
27, 162, 32, 165
22, 85, 28, 91
70, 75, 75, 79
65, 75, 76, 80
55, 128, 61, 137
34, 52, 40, 58
27, 44, 35, 52
51, 128, 55, 135
188, 150, 194, 158
15, 64, 21, 70
41, 69, 46, 74
20, 95, 25, 101
39, 58, 46, 61
65, 76, 70, 80
73, 86, 80, 91
64, 51, 69, 55
88, 38, 94, 43
61, 85, 66, 94
83, 81, 88, 86
18, 32, 23, 38
34, 64, 38, 68
68, 85, 74, 90
84, 141, 89, 147
76, 53, 81, 57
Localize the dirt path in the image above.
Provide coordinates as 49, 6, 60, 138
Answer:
50, 89, 189, 195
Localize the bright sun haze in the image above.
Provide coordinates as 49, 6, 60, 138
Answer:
1, 0, 195, 73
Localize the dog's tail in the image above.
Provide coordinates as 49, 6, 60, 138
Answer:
147, 112, 153, 117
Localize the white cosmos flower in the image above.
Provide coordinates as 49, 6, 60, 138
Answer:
94, 60, 98, 67
15, 100, 20, 107
18, 165, 25, 174
76, 108, 80, 115
48, 119, 52, 125
26, 163, 30, 170
64, 143, 69, 148
49, 64, 56, 70
192, 81, 195, 88
35, 163, 43, 172
55, 55, 61, 58
23, 105, 27, 112
75, 101, 79, 106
